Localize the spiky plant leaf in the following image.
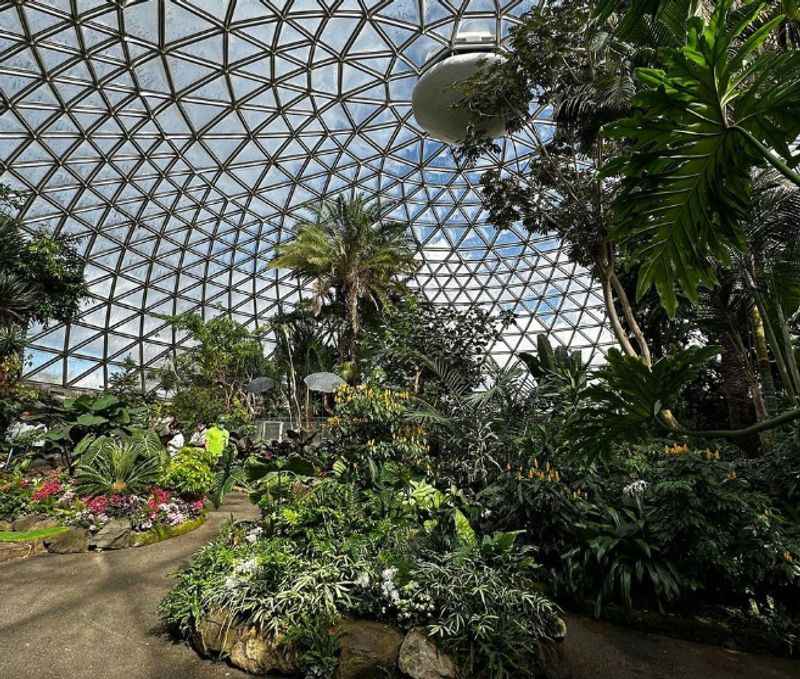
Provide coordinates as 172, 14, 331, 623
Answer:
569, 345, 719, 455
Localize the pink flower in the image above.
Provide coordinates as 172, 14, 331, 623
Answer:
191, 499, 205, 512
84, 495, 109, 514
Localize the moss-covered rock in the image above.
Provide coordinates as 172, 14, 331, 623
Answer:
130, 515, 206, 548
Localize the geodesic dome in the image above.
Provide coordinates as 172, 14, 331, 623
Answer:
0, 0, 614, 389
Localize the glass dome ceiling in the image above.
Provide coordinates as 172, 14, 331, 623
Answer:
0, 0, 614, 389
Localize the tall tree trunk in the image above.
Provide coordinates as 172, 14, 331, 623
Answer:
751, 304, 777, 417
745, 270, 798, 398
345, 287, 359, 363
594, 243, 639, 360
600, 273, 637, 359
775, 301, 800, 395
609, 270, 652, 368
594, 241, 653, 366
718, 331, 760, 454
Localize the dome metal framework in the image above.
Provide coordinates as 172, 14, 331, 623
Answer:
0, 0, 614, 390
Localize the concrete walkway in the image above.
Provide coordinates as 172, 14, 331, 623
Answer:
0, 493, 258, 679
563, 613, 800, 679
1, 493, 798, 679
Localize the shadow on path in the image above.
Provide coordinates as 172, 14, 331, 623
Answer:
563, 613, 800, 679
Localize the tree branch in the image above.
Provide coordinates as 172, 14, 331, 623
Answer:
659, 406, 800, 439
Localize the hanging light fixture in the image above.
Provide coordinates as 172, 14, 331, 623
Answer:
412, 31, 507, 145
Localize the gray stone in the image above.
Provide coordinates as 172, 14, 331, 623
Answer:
89, 518, 131, 550
44, 527, 88, 554
397, 628, 457, 679
12, 513, 59, 532
191, 608, 240, 657
335, 619, 404, 679
229, 628, 297, 675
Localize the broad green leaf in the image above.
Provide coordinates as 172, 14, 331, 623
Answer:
76, 414, 108, 427
453, 508, 478, 548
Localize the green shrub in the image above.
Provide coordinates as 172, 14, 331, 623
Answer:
324, 383, 429, 482
75, 432, 164, 495
160, 446, 216, 497
0, 461, 33, 519
566, 498, 684, 615
170, 386, 227, 430
645, 446, 800, 604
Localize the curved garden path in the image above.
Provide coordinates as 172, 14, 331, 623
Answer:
1, 493, 797, 679
0, 492, 257, 679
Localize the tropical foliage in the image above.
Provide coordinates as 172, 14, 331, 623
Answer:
606, 0, 800, 314
0, 183, 89, 335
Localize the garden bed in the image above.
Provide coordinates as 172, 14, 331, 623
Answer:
0, 512, 207, 563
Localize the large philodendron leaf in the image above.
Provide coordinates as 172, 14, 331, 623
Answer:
605, 0, 800, 315
568, 345, 719, 456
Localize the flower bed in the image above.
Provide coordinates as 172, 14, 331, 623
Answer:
0, 468, 207, 560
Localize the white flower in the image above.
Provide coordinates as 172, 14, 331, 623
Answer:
355, 572, 371, 589
223, 575, 241, 590
380, 568, 401, 603
233, 558, 259, 577
167, 432, 185, 456
245, 527, 263, 544
623, 480, 648, 498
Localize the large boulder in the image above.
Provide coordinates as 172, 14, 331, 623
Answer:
335, 619, 404, 679
191, 609, 240, 657
12, 513, 59, 532
397, 628, 457, 679
229, 628, 298, 675
89, 518, 131, 550
44, 527, 88, 554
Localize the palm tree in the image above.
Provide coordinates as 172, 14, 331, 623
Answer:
267, 195, 419, 363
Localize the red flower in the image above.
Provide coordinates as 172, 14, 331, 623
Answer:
148, 486, 171, 508
31, 479, 62, 503
191, 499, 205, 512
